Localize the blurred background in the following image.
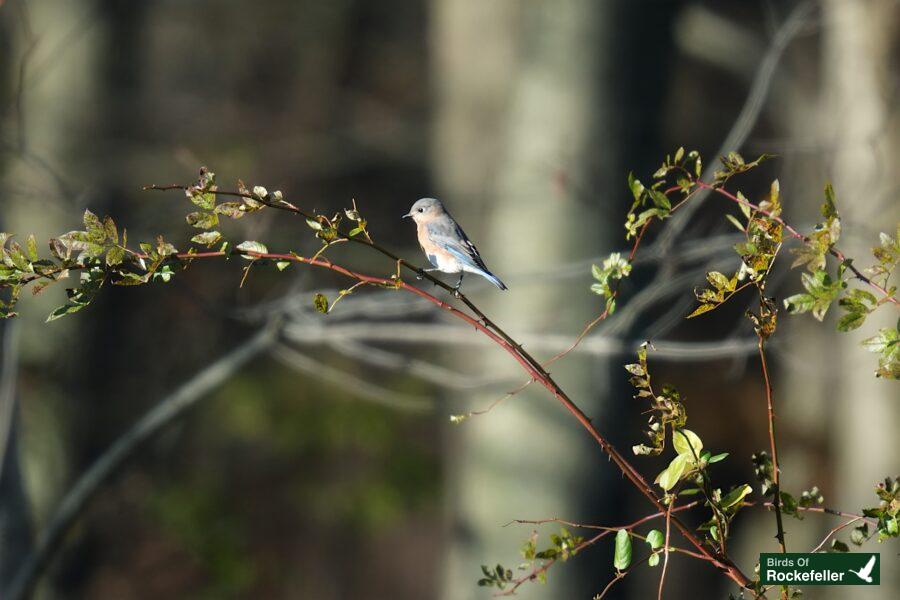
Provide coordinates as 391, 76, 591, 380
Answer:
0, 0, 898, 598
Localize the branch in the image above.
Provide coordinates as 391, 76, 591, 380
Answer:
6, 324, 278, 600
502, 503, 704, 596
697, 181, 899, 307
144, 179, 757, 588
270, 343, 431, 412
655, 1, 815, 251
284, 321, 762, 360
758, 338, 787, 555
152, 244, 756, 588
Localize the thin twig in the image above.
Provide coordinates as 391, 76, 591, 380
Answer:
501, 504, 704, 596
595, 555, 651, 600
758, 338, 786, 551
658, 498, 673, 600
809, 516, 864, 554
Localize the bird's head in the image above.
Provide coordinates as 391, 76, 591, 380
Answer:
403, 197, 445, 223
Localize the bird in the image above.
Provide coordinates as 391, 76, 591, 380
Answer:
403, 197, 507, 291
848, 555, 876, 583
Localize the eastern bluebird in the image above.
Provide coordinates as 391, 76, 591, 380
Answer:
403, 198, 507, 291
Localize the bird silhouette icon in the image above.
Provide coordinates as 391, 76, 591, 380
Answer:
848, 555, 876, 583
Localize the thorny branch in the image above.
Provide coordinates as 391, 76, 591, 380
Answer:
141, 183, 755, 588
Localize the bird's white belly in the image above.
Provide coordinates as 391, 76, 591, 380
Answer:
432, 251, 463, 273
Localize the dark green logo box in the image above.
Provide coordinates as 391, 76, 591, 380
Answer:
760, 553, 880, 586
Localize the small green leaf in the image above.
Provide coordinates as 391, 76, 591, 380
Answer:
103, 216, 118, 244
725, 214, 744, 232
235, 241, 268, 255
672, 429, 703, 459
313, 293, 329, 314
106, 245, 125, 266
613, 529, 632, 571
25, 235, 38, 262
656, 454, 690, 491
185, 211, 218, 229
686, 303, 716, 319
83, 209, 103, 236
830, 539, 849, 553
191, 231, 223, 246
821, 183, 838, 219
850, 524, 869, 546
784, 293, 815, 314
648, 553, 660, 567
837, 311, 866, 332
190, 190, 216, 210
707, 452, 729, 464
720, 484, 752, 510
645, 530, 664, 550
275, 261, 292, 271
215, 202, 246, 219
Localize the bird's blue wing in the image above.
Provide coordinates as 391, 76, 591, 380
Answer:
427, 220, 487, 271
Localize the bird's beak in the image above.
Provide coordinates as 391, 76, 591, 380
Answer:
402, 212, 413, 219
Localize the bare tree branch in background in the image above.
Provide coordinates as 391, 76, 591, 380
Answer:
6, 324, 279, 600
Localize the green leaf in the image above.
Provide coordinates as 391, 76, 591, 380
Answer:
720, 484, 752, 510
191, 231, 223, 246
837, 311, 866, 332
656, 453, 690, 491
706, 271, 730, 291
190, 189, 216, 210
313, 293, 329, 314
215, 202, 246, 219
613, 529, 632, 571
25, 235, 38, 262
106, 245, 125, 266
83, 209, 103, 237
672, 429, 703, 459
235, 241, 268, 255
46, 303, 87, 322
648, 189, 671, 211
850, 524, 868, 546
627, 172, 645, 202
725, 214, 744, 232
784, 293, 815, 314
648, 553, 660, 567
645, 530, 664, 550
103, 216, 118, 245
185, 211, 218, 229
275, 261, 292, 271
686, 303, 716, 319
707, 452, 729, 464
821, 183, 838, 219
830, 539, 849, 553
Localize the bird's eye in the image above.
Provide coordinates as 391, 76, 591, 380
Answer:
418, 208, 424, 213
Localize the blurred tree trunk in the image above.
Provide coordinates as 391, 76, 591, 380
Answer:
0, 9, 34, 596
820, 0, 899, 596
765, 2, 900, 598
431, 1, 619, 597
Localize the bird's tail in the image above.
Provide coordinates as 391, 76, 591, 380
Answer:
481, 269, 507, 291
